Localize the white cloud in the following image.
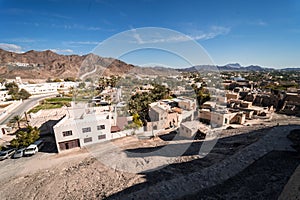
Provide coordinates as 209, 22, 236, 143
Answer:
250, 20, 268, 26
257, 20, 267, 26
191, 26, 230, 40
66, 41, 99, 45
50, 48, 74, 54
51, 23, 114, 32
0, 43, 23, 53
10, 38, 37, 43
131, 26, 230, 44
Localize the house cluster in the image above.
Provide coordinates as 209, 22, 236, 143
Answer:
146, 97, 197, 131
1, 77, 79, 98
8, 62, 32, 67
91, 87, 122, 105
53, 96, 197, 152
22, 73, 300, 153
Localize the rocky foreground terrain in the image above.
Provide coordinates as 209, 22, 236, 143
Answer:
0, 118, 299, 200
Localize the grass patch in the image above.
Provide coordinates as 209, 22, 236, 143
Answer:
29, 97, 72, 113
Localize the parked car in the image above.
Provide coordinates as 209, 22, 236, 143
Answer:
34, 139, 44, 150
24, 139, 44, 156
0, 149, 16, 161
12, 148, 26, 159
24, 144, 38, 156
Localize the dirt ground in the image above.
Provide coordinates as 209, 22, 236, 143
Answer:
180, 151, 300, 200
0, 115, 299, 200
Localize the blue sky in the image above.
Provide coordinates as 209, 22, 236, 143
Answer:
0, 0, 299, 68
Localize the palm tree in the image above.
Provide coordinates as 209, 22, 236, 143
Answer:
9, 115, 23, 129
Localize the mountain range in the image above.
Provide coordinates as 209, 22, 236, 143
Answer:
0, 49, 298, 79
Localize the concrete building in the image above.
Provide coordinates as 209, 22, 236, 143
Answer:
148, 102, 179, 131
179, 120, 209, 138
0, 90, 11, 102
175, 97, 196, 111
226, 92, 239, 100
18, 82, 78, 95
199, 109, 246, 127
53, 104, 114, 152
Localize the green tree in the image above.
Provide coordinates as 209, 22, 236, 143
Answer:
64, 77, 76, 82
5, 82, 19, 96
78, 82, 86, 89
5, 82, 31, 100
9, 115, 23, 129
132, 113, 143, 128
193, 86, 211, 106
10, 126, 40, 148
150, 84, 171, 101
18, 89, 31, 99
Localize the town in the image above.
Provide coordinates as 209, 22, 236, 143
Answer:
0, 66, 299, 199
0, 69, 299, 156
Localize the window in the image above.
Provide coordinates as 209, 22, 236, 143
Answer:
82, 127, 91, 133
98, 134, 106, 140
97, 125, 105, 130
84, 137, 92, 143
62, 130, 72, 137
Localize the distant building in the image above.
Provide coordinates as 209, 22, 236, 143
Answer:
226, 92, 239, 100
18, 82, 78, 95
0, 90, 11, 101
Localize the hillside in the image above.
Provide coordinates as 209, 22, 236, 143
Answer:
0, 49, 182, 79
1, 49, 299, 79
0, 49, 139, 79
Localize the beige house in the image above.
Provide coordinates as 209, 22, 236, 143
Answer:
199, 109, 245, 127
179, 120, 209, 138
226, 92, 239, 100
148, 102, 179, 131
175, 97, 196, 111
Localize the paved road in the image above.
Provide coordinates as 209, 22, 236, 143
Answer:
0, 94, 56, 125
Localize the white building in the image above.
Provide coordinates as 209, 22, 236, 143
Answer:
53, 103, 114, 152
19, 82, 78, 95
0, 90, 11, 102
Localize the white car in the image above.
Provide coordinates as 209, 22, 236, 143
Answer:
24, 144, 38, 156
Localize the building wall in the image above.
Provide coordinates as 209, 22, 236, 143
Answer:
19, 82, 78, 95
226, 93, 239, 100
178, 100, 196, 111
0, 90, 11, 101
199, 110, 242, 127
54, 114, 112, 152
165, 112, 178, 128
179, 125, 193, 138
